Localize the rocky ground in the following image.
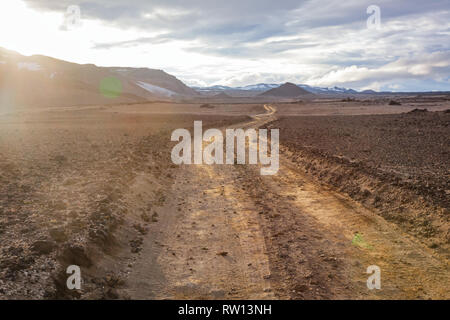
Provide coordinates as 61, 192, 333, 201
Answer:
0, 105, 250, 299
0, 100, 448, 300
115, 104, 449, 300
264, 109, 449, 256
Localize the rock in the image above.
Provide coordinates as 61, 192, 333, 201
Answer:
294, 284, 309, 292
31, 240, 56, 255
407, 108, 428, 114
51, 200, 67, 210
140, 212, 150, 222
60, 245, 92, 267
133, 224, 148, 235
130, 237, 143, 253
388, 100, 401, 106
105, 288, 119, 299
49, 227, 68, 242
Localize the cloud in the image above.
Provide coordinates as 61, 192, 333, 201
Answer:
92, 35, 172, 49
307, 51, 450, 86
19, 0, 450, 91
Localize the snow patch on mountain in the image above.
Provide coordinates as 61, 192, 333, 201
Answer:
298, 84, 358, 94
193, 83, 360, 94
136, 81, 178, 97
193, 85, 232, 92
17, 62, 41, 71
237, 83, 280, 91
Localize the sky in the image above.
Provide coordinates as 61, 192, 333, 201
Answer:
0, 0, 449, 91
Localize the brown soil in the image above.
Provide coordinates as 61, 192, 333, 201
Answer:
119, 104, 449, 300
263, 111, 449, 255
0, 104, 250, 299
1, 100, 448, 300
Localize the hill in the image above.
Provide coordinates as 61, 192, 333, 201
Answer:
259, 82, 311, 97
0, 47, 198, 109
213, 92, 232, 99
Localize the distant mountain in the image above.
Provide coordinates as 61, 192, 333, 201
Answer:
193, 85, 233, 92
193, 82, 361, 95
238, 83, 280, 91
0, 47, 198, 108
298, 84, 358, 94
259, 82, 311, 97
193, 83, 279, 93
213, 92, 232, 99
360, 89, 377, 94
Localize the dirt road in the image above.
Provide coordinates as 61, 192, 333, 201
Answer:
122, 105, 449, 300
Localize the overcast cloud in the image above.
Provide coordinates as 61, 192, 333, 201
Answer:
15, 0, 450, 90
